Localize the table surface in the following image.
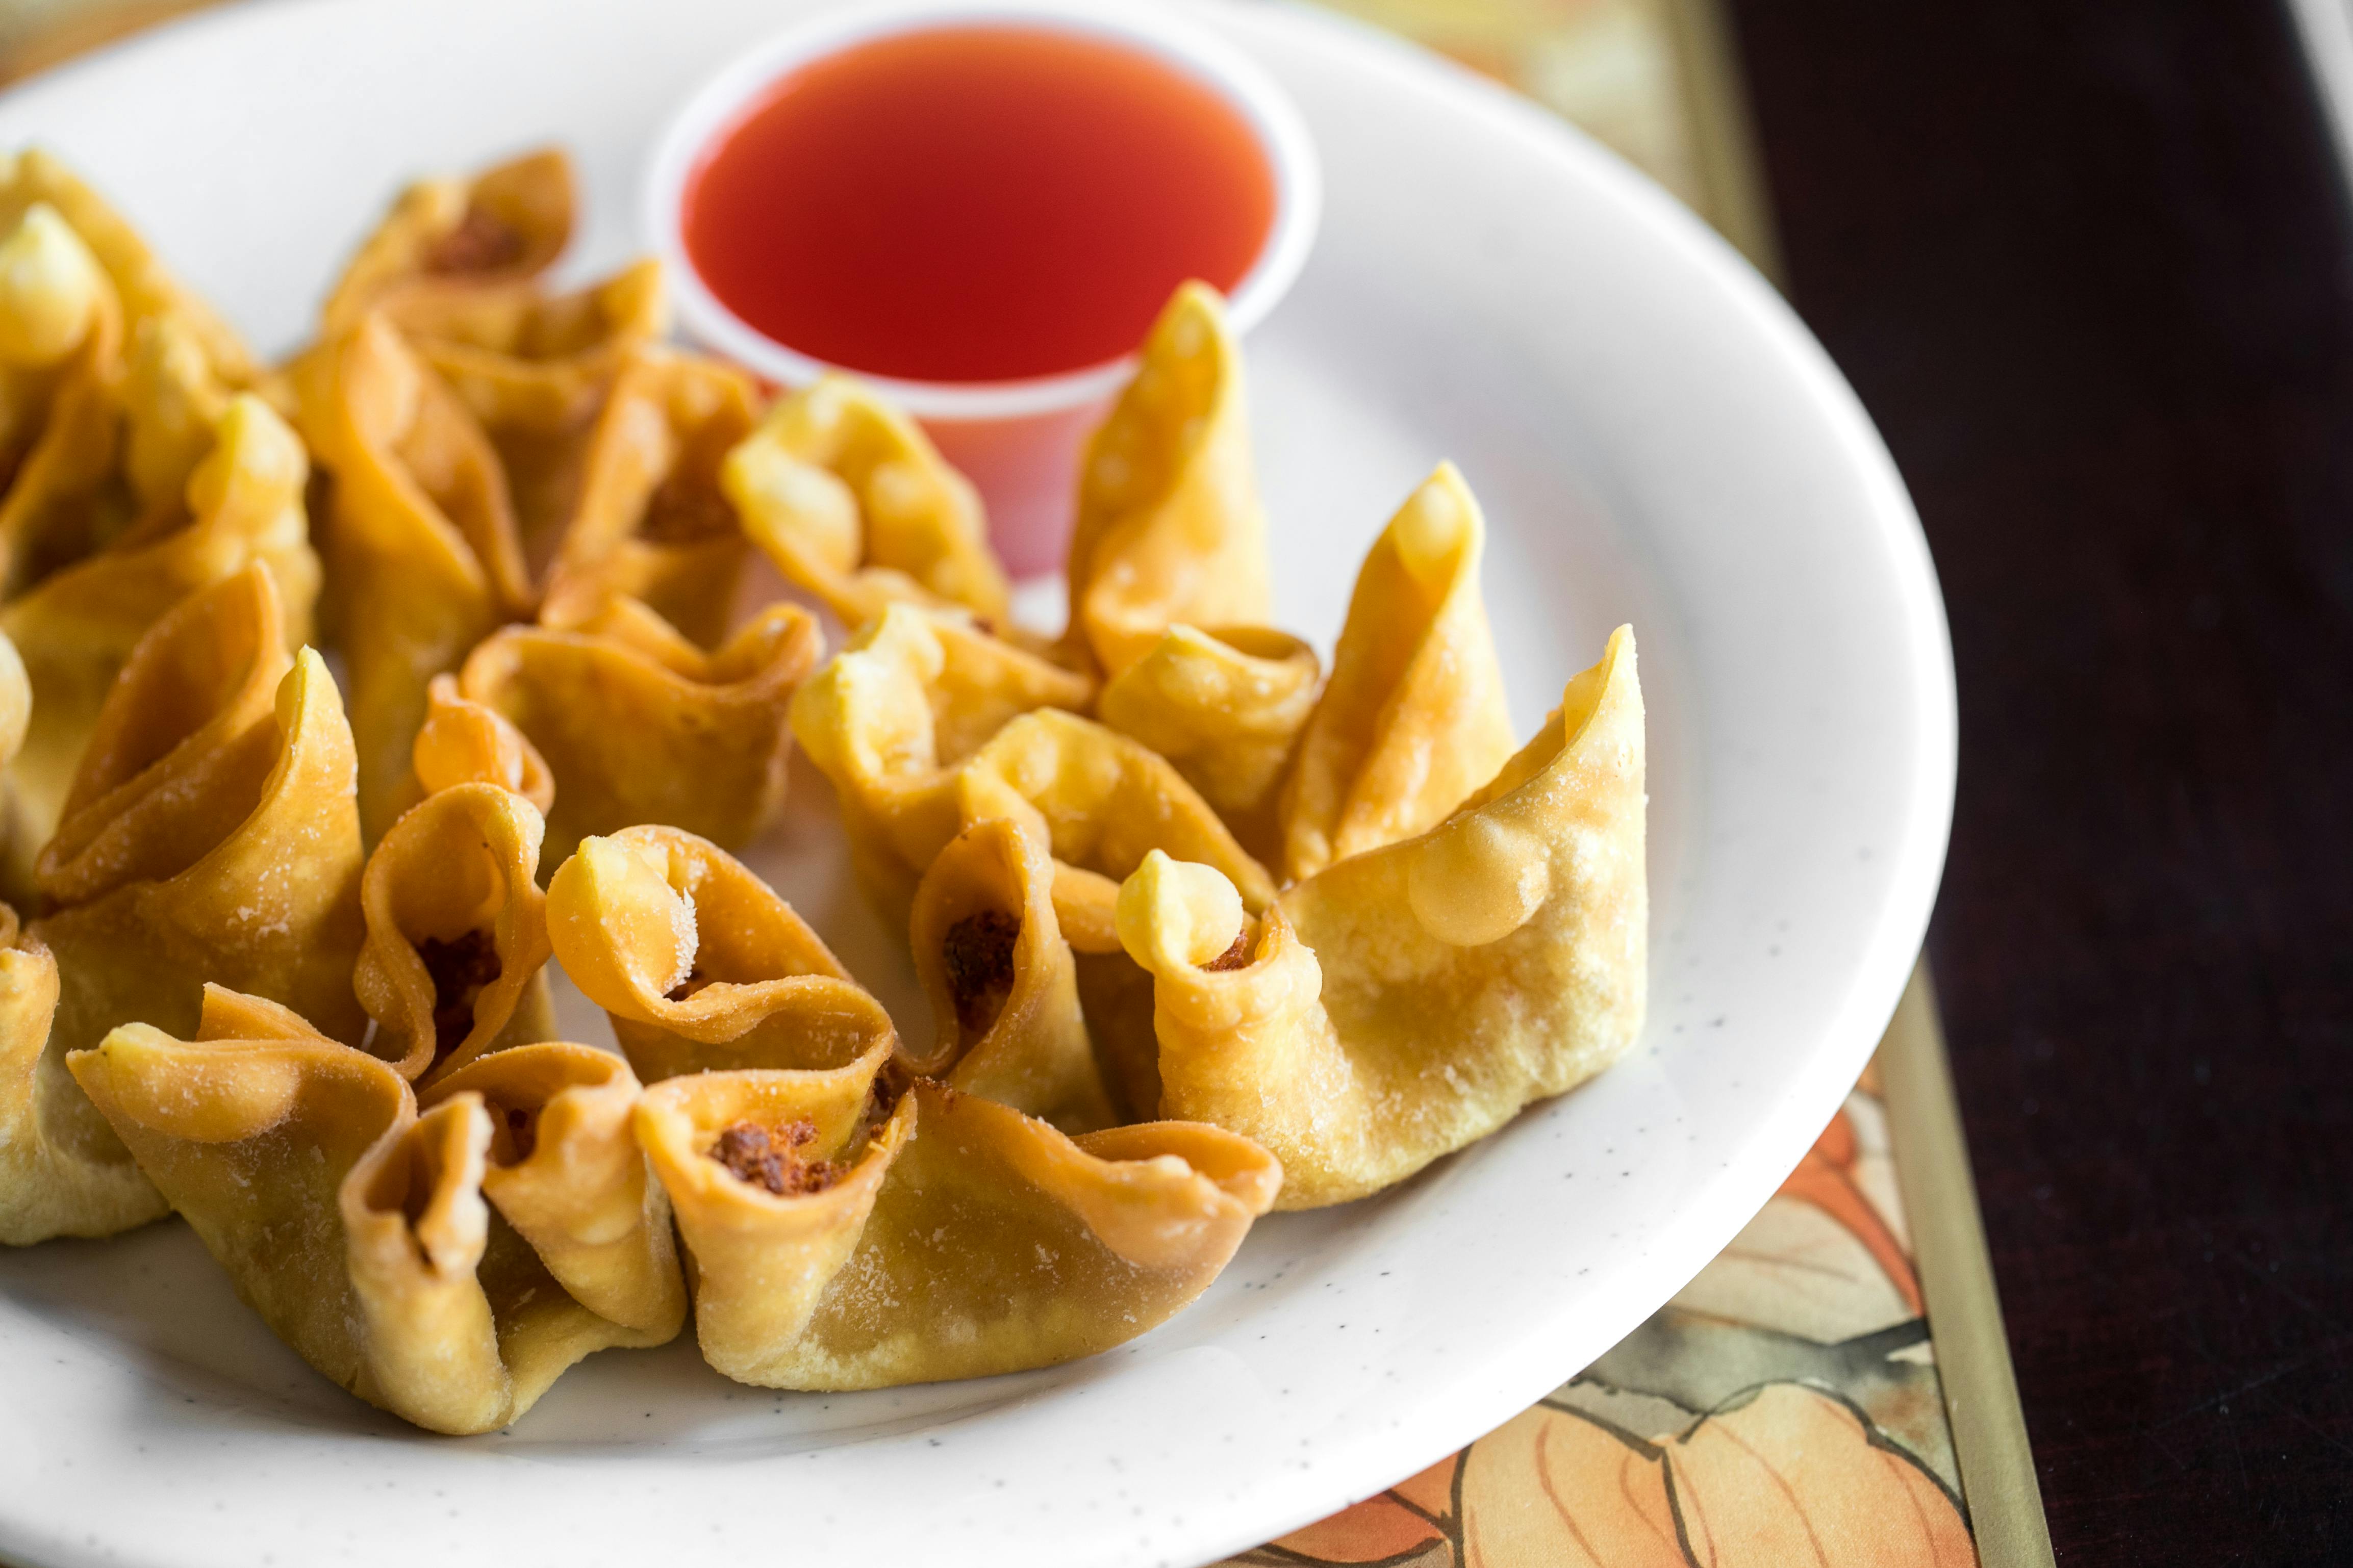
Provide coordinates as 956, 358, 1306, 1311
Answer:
1729, 0, 2353, 1559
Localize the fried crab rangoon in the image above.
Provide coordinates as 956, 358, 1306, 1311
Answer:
722, 373, 1012, 630
398, 672, 555, 815
352, 779, 554, 1084
68, 987, 682, 1434
908, 817, 1115, 1133
1117, 626, 1646, 1208
1276, 462, 1516, 883
638, 1049, 1281, 1391
790, 601, 1262, 936
320, 147, 574, 331
292, 313, 529, 838
1096, 622, 1321, 862
1062, 281, 1269, 679
546, 824, 897, 1084
536, 347, 759, 647
461, 593, 821, 858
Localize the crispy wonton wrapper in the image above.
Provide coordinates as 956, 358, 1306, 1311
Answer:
320, 147, 574, 332
1096, 623, 1321, 862
293, 313, 529, 838
546, 824, 895, 1084
0, 147, 256, 386
1277, 462, 1516, 883
460, 594, 820, 857
68, 991, 682, 1433
908, 817, 1115, 1133
2, 390, 319, 888
32, 570, 366, 1073
396, 672, 555, 815
1061, 282, 1269, 679
637, 1045, 1280, 1389
536, 347, 758, 648
721, 373, 1010, 629
790, 602, 1259, 934
353, 780, 554, 1084
1118, 627, 1646, 1207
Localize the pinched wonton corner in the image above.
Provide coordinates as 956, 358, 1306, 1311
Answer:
1118, 626, 1646, 1209
908, 817, 1115, 1134
402, 672, 555, 814
461, 594, 821, 859
1062, 281, 1270, 679
292, 313, 531, 838
545, 824, 896, 1085
722, 373, 1012, 631
535, 346, 761, 648
1276, 461, 1516, 884
637, 1046, 1280, 1391
1096, 622, 1322, 863
789, 601, 1261, 933
353, 780, 554, 1085
68, 994, 682, 1434
32, 567, 366, 1065
320, 146, 575, 332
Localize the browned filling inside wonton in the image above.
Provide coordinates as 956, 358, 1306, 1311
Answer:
706, 1119, 847, 1197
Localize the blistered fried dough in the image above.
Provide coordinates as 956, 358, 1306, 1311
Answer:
406, 673, 554, 813
353, 781, 553, 1083
909, 818, 1114, 1133
417, 1042, 686, 1349
790, 602, 1259, 928
1118, 627, 1646, 1209
1277, 463, 1516, 883
0, 203, 123, 597
639, 1058, 1280, 1389
722, 373, 1011, 628
320, 147, 573, 330
1097, 623, 1321, 860
537, 348, 758, 648
546, 825, 894, 1083
386, 258, 666, 432
33, 580, 367, 1066
293, 314, 529, 838
0, 148, 257, 385
2, 398, 320, 886
460, 595, 820, 856
1062, 282, 1269, 679
68, 1006, 681, 1434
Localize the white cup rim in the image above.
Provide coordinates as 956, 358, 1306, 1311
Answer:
641, 0, 1322, 420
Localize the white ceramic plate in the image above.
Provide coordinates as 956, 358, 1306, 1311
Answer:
0, 3, 1955, 1565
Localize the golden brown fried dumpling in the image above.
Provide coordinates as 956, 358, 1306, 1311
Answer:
1, 394, 319, 885
0, 202, 125, 598
1277, 463, 1516, 883
0, 148, 257, 386
788, 602, 1254, 931
637, 1050, 1280, 1390
292, 314, 528, 838
352, 781, 553, 1084
0, 908, 164, 1242
1062, 282, 1269, 679
459, 594, 820, 858
536, 347, 757, 648
721, 373, 1010, 629
908, 817, 1112, 1133
320, 147, 574, 331
69, 998, 682, 1433
33, 571, 367, 1062
546, 824, 894, 1084
1117, 627, 1646, 1207
1096, 623, 1320, 862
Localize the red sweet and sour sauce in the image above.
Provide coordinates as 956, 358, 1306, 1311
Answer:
683, 24, 1278, 384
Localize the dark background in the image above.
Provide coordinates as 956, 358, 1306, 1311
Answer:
1727, 0, 2353, 1558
